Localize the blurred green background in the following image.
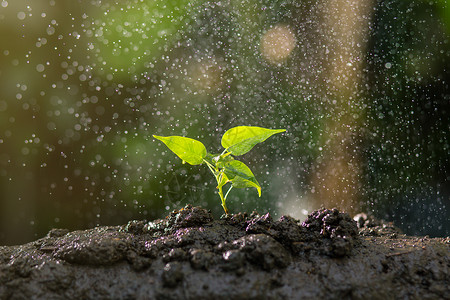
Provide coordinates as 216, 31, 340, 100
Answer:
0, 0, 448, 245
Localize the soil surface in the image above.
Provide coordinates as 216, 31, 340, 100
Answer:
0, 205, 449, 299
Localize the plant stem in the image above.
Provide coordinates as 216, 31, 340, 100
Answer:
224, 185, 233, 201
203, 159, 215, 172
218, 185, 229, 215
204, 158, 229, 215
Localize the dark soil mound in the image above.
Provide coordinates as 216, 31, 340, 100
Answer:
0, 205, 449, 299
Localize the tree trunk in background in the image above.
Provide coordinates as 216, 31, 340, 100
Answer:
310, 0, 374, 215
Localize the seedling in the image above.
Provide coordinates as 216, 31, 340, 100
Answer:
153, 126, 285, 215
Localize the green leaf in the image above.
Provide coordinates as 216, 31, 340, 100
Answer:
217, 172, 230, 190
215, 153, 234, 169
153, 135, 207, 165
223, 160, 261, 196
221, 126, 286, 156
204, 152, 234, 168
203, 153, 218, 166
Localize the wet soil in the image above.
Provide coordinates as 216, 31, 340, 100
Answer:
0, 205, 448, 299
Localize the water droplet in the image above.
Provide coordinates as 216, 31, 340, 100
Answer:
17, 11, 26, 20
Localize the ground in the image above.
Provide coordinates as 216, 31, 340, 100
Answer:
0, 205, 449, 299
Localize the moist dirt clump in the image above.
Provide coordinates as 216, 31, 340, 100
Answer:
0, 205, 448, 299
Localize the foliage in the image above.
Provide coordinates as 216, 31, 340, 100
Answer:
154, 126, 285, 214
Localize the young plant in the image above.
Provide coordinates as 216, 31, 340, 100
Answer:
153, 126, 285, 215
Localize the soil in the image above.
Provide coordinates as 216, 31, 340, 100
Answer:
0, 205, 448, 299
